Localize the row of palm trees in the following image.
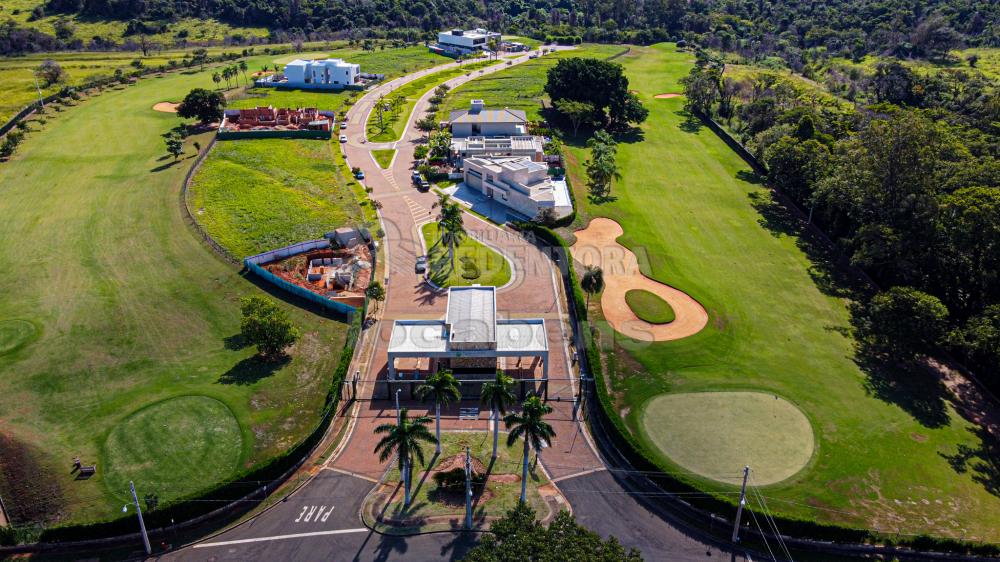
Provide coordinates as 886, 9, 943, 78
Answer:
211, 61, 249, 90
373, 369, 555, 508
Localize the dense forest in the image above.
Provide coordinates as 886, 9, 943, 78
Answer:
3, 0, 998, 56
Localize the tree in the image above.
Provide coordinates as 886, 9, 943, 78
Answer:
415, 369, 461, 454
373, 408, 435, 507
764, 136, 829, 206
464, 504, 643, 562
365, 281, 386, 313
871, 61, 918, 106
545, 58, 643, 127
680, 65, 718, 116
585, 131, 620, 199
164, 132, 183, 160
504, 395, 555, 503
177, 88, 226, 124
433, 194, 466, 271
481, 370, 516, 459
939, 187, 1000, 314
34, 60, 66, 87
239, 295, 301, 358
191, 48, 208, 70
857, 287, 949, 360
415, 116, 437, 134
553, 99, 595, 136
212, 72, 222, 89
580, 265, 605, 308
0, 130, 25, 159
239, 60, 249, 86
958, 305, 1000, 372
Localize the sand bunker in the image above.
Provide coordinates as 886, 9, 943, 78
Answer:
152, 102, 178, 113
571, 218, 707, 342
654, 93, 683, 99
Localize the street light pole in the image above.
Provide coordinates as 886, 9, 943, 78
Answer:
464, 446, 473, 530
129, 481, 152, 555
395, 388, 402, 425
731, 466, 750, 544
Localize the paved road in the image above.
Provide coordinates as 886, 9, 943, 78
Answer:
166, 50, 751, 561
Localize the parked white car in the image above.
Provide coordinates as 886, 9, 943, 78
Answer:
339, 135, 348, 143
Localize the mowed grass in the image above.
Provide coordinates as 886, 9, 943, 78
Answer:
624, 289, 675, 324
372, 149, 396, 168
367, 60, 499, 142
0, 319, 40, 356
561, 44, 1000, 539
188, 139, 362, 258
103, 396, 244, 504
642, 392, 815, 486
421, 223, 512, 288
0, 51, 350, 524
437, 44, 628, 121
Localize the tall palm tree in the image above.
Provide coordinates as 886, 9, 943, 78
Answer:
432, 194, 466, 271
374, 408, 435, 507
505, 395, 556, 503
212, 71, 221, 90
239, 60, 249, 87
580, 265, 605, 308
481, 370, 516, 459
415, 369, 461, 454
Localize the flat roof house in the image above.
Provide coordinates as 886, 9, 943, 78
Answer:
384, 286, 550, 399
280, 58, 360, 90
463, 156, 573, 220
432, 28, 501, 57
449, 100, 528, 137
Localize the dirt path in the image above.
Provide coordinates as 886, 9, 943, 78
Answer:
571, 217, 708, 342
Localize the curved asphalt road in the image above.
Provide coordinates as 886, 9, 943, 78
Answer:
164, 49, 753, 562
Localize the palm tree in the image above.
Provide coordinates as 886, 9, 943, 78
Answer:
374, 408, 435, 507
432, 194, 466, 271
239, 60, 249, 86
505, 395, 556, 503
580, 265, 605, 308
221, 67, 232, 89
415, 369, 461, 454
481, 370, 516, 459
212, 72, 221, 90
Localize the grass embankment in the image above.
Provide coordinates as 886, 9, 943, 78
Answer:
369, 432, 550, 534
188, 138, 363, 258
366, 59, 499, 142
624, 289, 675, 324
446, 41, 1000, 539
436, 45, 626, 122
421, 223, 511, 288
372, 149, 396, 168
0, 50, 350, 525
568, 44, 1000, 539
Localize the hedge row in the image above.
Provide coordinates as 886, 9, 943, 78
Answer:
511, 221, 1000, 558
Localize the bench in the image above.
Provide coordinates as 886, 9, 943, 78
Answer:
79, 464, 97, 476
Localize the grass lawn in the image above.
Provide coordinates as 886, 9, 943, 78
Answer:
558, 43, 1000, 540
369, 431, 550, 534
366, 60, 499, 142
0, 50, 351, 526
187, 138, 363, 258
372, 149, 396, 169
624, 289, 675, 324
436, 44, 628, 122
421, 223, 512, 289
228, 87, 352, 111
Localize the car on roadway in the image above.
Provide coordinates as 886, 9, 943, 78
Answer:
354, 169, 365, 180
339, 134, 348, 143
340, 122, 347, 130
415, 255, 428, 274
411, 170, 422, 184
417, 177, 430, 191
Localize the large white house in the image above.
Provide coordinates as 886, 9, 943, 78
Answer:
463, 156, 573, 220
449, 99, 527, 137
432, 28, 501, 57
280, 58, 360, 89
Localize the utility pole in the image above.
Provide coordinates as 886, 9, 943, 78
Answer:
32, 73, 44, 111
395, 388, 402, 425
129, 481, 152, 555
731, 466, 750, 544
464, 446, 473, 530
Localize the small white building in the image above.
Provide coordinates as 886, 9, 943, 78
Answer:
433, 28, 501, 56
281, 59, 360, 89
451, 135, 545, 165
463, 156, 573, 220
449, 100, 527, 137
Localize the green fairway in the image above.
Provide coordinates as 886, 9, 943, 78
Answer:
0, 50, 350, 525
564, 44, 1000, 539
421, 223, 512, 289
188, 138, 363, 258
625, 289, 675, 324
436, 45, 627, 122
0, 319, 40, 357
372, 149, 396, 169
642, 392, 814, 486
366, 60, 499, 142
103, 396, 244, 503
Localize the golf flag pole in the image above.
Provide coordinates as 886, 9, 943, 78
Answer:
129, 481, 152, 555
731, 466, 750, 544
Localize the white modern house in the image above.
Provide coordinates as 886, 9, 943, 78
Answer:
277, 58, 360, 89
449, 100, 528, 137
431, 28, 501, 57
463, 156, 573, 220
383, 286, 550, 399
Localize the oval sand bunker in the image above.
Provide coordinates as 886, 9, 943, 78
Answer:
642, 392, 815, 485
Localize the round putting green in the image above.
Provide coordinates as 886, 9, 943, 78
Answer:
641, 392, 814, 486
624, 289, 676, 324
0, 319, 40, 356
104, 396, 244, 502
